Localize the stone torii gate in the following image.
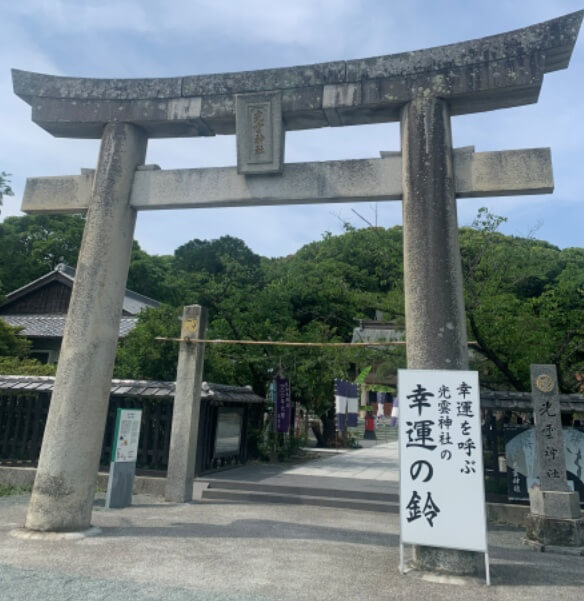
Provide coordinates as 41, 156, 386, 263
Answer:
11, 10, 582, 567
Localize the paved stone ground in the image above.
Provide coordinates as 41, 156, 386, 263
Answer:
200, 442, 400, 500
1, 443, 583, 600
2, 493, 584, 601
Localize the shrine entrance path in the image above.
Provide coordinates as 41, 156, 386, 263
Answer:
196, 441, 400, 512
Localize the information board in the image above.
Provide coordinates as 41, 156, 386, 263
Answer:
111, 409, 142, 463
399, 369, 487, 552
106, 409, 142, 509
214, 408, 243, 457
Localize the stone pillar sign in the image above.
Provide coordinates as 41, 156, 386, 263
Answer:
526, 364, 584, 549
531, 365, 570, 493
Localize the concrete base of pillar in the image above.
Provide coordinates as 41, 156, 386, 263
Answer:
412, 545, 483, 576
525, 513, 584, 547
10, 526, 101, 541
526, 488, 584, 547
529, 488, 581, 519
522, 536, 584, 555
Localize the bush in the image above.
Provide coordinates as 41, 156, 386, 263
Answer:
0, 356, 56, 376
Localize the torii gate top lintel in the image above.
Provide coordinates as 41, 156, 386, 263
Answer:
12, 10, 583, 140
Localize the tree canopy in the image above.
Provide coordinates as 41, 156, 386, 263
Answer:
1, 209, 583, 417
459, 209, 584, 391
0, 214, 85, 297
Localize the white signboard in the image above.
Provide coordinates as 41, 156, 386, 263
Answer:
399, 369, 487, 552
112, 409, 142, 463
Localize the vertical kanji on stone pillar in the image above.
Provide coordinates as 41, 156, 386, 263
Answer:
165, 305, 208, 503
25, 122, 147, 532
531, 365, 570, 493
401, 96, 480, 574
526, 364, 584, 547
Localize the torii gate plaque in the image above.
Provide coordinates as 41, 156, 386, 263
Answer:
11, 11, 582, 571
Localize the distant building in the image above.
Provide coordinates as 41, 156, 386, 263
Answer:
0, 263, 159, 364
351, 314, 404, 386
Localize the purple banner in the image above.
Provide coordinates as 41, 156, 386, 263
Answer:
275, 376, 291, 433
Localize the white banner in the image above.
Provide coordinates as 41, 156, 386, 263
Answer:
399, 369, 487, 552
334, 394, 359, 415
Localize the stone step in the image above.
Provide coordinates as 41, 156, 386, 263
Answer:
349, 426, 398, 443
201, 486, 400, 513
202, 478, 398, 502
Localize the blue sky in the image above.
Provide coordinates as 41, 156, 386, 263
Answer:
1, 0, 582, 258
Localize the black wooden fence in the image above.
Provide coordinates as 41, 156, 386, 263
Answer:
0, 390, 173, 472
0, 392, 49, 464
0, 376, 266, 476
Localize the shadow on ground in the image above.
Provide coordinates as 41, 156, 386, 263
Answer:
98, 517, 399, 547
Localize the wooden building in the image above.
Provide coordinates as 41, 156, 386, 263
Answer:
0, 263, 159, 363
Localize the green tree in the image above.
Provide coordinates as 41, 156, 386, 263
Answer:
0, 320, 29, 357
0, 319, 56, 376
114, 305, 182, 381
460, 208, 584, 391
173, 236, 270, 391
0, 214, 85, 295
115, 230, 407, 445
0, 171, 14, 210
6, 203, 577, 427
126, 242, 178, 304
247, 227, 406, 443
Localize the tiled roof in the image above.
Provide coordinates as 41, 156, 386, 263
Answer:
480, 390, 584, 412
121, 289, 161, 315
200, 381, 265, 404
0, 314, 138, 338
0, 375, 265, 403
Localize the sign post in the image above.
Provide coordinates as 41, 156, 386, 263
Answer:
398, 369, 489, 584
105, 408, 142, 509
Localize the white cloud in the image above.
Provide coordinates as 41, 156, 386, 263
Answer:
4, 0, 358, 49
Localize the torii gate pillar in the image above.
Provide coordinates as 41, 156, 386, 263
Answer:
401, 98, 478, 572
402, 96, 468, 372
25, 123, 147, 531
